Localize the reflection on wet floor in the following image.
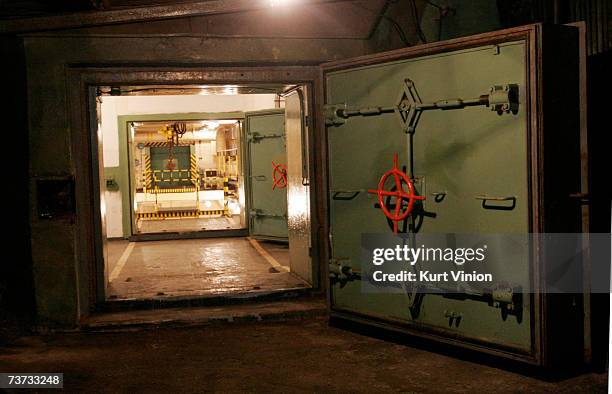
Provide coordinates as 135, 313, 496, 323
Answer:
106, 237, 306, 300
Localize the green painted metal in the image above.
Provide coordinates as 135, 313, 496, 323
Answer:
150, 146, 191, 188
326, 42, 531, 351
285, 89, 313, 284
245, 109, 288, 241
116, 112, 245, 237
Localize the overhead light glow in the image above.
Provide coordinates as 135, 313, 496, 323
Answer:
201, 121, 220, 129
269, 0, 295, 7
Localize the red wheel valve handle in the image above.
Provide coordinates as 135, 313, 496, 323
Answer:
367, 153, 425, 234
272, 161, 288, 190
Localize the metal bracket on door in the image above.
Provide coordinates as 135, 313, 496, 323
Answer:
331, 189, 365, 201
430, 191, 447, 203
249, 209, 287, 219
475, 195, 516, 210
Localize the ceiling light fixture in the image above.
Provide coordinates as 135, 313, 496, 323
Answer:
269, 0, 295, 7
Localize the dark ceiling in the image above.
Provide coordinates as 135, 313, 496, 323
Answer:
0, 0, 250, 18
0, 0, 385, 19
0, 1, 213, 16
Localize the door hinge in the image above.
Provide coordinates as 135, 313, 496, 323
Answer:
329, 257, 360, 283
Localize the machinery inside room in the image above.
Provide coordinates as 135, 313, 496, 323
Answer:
94, 84, 313, 301
129, 118, 244, 234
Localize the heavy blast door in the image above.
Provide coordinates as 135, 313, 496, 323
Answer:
322, 24, 587, 368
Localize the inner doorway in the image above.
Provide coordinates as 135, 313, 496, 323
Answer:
130, 117, 245, 235
93, 84, 313, 302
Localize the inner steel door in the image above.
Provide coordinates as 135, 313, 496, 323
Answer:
245, 109, 288, 241
284, 88, 312, 284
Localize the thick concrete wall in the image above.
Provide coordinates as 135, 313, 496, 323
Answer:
1, 37, 35, 341
24, 32, 369, 327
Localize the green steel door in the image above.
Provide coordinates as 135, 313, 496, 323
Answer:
324, 41, 531, 352
284, 89, 312, 284
245, 110, 288, 241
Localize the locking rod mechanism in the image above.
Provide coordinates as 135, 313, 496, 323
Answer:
324, 79, 519, 133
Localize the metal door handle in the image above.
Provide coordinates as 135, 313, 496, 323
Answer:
332, 190, 362, 201
475, 195, 516, 210
431, 191, 447, 203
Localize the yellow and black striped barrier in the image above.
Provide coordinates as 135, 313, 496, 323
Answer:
136, 209, 226, 220
148, 187, 197, 193
190, 154, 200, 188
143, 155, 153, 190
153, 177, 193, 182
153, 169, 192, 173
136, 210, 199, 219
201, 209, 225, 216
144, 141, 192, 148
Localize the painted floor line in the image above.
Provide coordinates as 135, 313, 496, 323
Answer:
109, 242, 135, 282
247, 237, 290, 272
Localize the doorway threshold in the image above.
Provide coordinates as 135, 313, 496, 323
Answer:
85, 297, 326, 331
129, 228, 248, 242
100, 286, 312, 313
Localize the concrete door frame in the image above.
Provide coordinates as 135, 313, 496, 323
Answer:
66, 66, 327, 319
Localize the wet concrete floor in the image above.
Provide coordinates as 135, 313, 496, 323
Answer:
107, 237, 305, 300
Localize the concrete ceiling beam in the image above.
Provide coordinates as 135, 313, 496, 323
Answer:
0, 0, 351, 34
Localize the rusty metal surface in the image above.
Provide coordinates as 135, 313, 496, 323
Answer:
98, 84, 295, 95
36, 0, 387, 39
327, 24, 542, 72
1, 0, 369, 34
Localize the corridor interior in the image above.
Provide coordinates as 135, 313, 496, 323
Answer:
98, 84, 312, 302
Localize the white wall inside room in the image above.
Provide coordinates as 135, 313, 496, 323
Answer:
101, 94, 277, 238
